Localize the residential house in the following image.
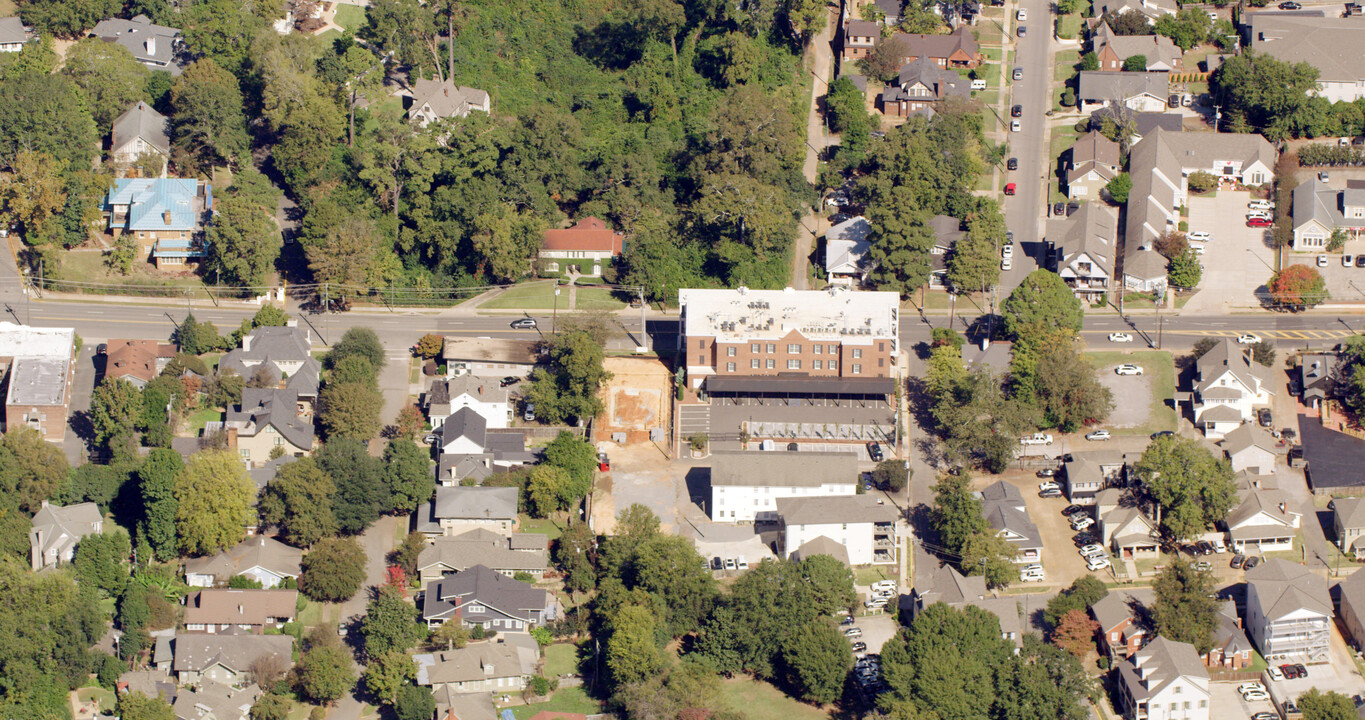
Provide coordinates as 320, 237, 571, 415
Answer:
1248, 13, 1365, 102
0, 17, 31, 52
1300, 353, 1337, 409
30, 500, 103, 571
878, 56, 970, 118
929, 214, 965, 288
539, 217, 624, 275
443, 337, 541, 379
183, 536, 302, 589
103, 178, 212, 267
1093, 0, 1178, 23
1065, 130, 1121, 201
1123, 250, 1171, 294
840, 20, 879, 61
1092, 589, 1152, 660
407, 77, 491, 127
91, 15, 181, 70
677, 286, 900, 389
1225, 483, 1300, 554
1092, 21, 1183, 71
182, 589, 298, 634
0, 322, 76, 443
1101, 505, 1159, 559
417, 528, 549, 584
979, 480, 1043, 566
1077, 72, 1170, 114
172, 681, 259, 720
117, 670, 177, 704
1301, 419, 1365, 495
104, 339, 177, 388
221, 388, 313, 468
422, 486, 520, 537
1182, 339, 1273, 439
1045, 202, 1118, 302
426, 376, 510, 432
774, 494, 899, 565
1333, 497, 1365, 557
788, 535, 850, 566
825, 216, 872, 284
1244, 558, 1332, 662
171, 634, 293, 685
1088, 107, 1184, 147
708, 451, 858, 522
414, 637, 537, 696
247, 455, 297, 493
1116, 637, 1211, 720
218, 325, 320, 400
1062, 450, 1129, 504
889, 26, 984, 68
907, 564, 1023, 648
435, 408, 536, 463
1335, 566, 1365, 652
111, 101, 170, 175
435, 452, 496, 487
1291, 178, 1365, 251
1221, 424, 1279, 474
422, 564, 555, 631
1206, 600, 1255, 670
875, 0, 904, 24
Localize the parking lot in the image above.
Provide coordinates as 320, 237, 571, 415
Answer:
708, 398, 896, 453
1183, 190, 1278, 313
1266, 625, 1365, 708
1211, 681, 1277, 719
1285, 251, 1365, 304
986, 472, 1097, 587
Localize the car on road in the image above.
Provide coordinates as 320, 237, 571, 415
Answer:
1108, 332, 1133, 342
867, 441, 884, 462
1016, 7, 1026, 19
1072, 516, 1095, 531
1085, 429, 1112, 441
1319, 254, 1330, 266
1002, 243, 1014, 259
1001, 257, 1013, 271
1013, 67, 1023, 80
510, 318, 537, 329
1248, 200, 1273, 211
1017, 24, 1026, 35
1238, 333, 1261, 344
1187, 231, 1211, 242
500, 376, 520, 388
1356, 255, 1365, 268
1258, 408, 1272, 427
1247, 217, 1273, 227
1230, 554, 1246, 569
1038, 481, 1060, 493
1006, 231, 1014, 244
1115, 364, 1143, 375
1023, 433, 1054, 445
1010, 119, 1021, 132
1007, 157, 1018, 170
1011, 104, 1022, 118
1278, 0, 1302, 7
1036, 467, 1057, 477
844, 627, 863, 638
1086, 555, 1111, 571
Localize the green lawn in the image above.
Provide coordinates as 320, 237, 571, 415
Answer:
519, 515, 564, 542
186, 408, 220, 436
543, 642, 580, 676
718, 677, 831, 720
909, 289, 986, 311
1120, 292, 1190, 310
1057, 12, 1083, 39
296, 597, 325, 627
1085, 350, 1177, 436
334, 3, 367, 30
1054, 49, 1080, 83
574, 287, 626, 310
481, 282, 563, 310
76, 687, 116, 714
1049, 127, 1081, 203
853, 566, 896, 586
982, 47, 1004, 62
509, 687, 603, 720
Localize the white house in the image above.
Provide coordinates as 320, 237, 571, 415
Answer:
775, 494, 899, 565
407, 78, 490, 127
708, 452, 858, 522
111, 101, 170, 175
183, 536, 302, 589
1225, 483, 1300, 554
1116, 637, 1211, 720
1077, 71, 1169, 115
426, 376, 511, 431
978, 481, 1042, 566
0, 17, 31, 52
825, 216, 872, 285
1183, 340, 1273, 439
1093, 0, 1177, 24
1291, 178, 1365, 252
1045, 203, 1118, 302
1245, 558, 1331, 662
1101, 506, 1160, 559
29, 500, 103, 571
1221, 424, 1278, 474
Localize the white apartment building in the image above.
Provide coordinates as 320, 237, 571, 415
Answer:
708, 451, 858, 522
776, 494, 899, 565
1245, 558, 1332, 663
1117, 637, 1211, 720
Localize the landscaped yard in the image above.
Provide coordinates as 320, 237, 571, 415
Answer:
58, 250, 196, 293
543, 642, 581, 677
1049, 126, 1081, 203
1085, 349, 1176, 436
334, 3, 367, 30
1056, 12, 1083, 39
76, 687, 116, 714
481, 282, 562, 310
509, 687, 603, 720
574, 286, 626, 310
1054, 49, 1080, 83
853, 566, 896, 586
718, 677, 831, 720
519, 515, 563, 542
185, 408, 221, 435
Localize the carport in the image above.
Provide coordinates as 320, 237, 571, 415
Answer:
705, 375, 895, 409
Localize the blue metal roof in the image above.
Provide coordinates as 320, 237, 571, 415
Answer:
106, 178, 200, 231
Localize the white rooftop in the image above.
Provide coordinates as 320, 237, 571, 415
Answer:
7, 357, 68, 406
0, 323, 74, 360
678, 286, 900, 345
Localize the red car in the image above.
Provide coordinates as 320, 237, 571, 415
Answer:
1004, 182, 1016, 195
1247, 217, 1273, 227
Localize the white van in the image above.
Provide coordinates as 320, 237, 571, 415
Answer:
971, 78, 987, 90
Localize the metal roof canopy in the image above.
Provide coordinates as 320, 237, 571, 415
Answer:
705, 374, 895, 397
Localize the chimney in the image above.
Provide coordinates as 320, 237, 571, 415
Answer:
1279, 502, 1286, 513
163, 210, 172, 225
146, 37, 155, 56
238, 604, 244, 614
40, 499, 49, 509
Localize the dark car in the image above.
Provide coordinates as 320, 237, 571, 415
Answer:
867, 441, 884, 462
95, 343, 107, 355
1062, 505, 1085, 517
1244, 555, 1261, 570
1198, 541, 1216, 555
1280, 664, 1300, 679
1230, 554, 1246, 569
499, 376, 521, 388
1356, 255, 1365, 268
1006, 231, 1014, 244
1036, 467, 1057, 478
1053, 202, 1065, 216
510, 317, 537, 329
1073, 532, 1096, 547
1294, 663, 1308, 678
842, 615, 856, 625
852, 641, 867, 652
830, 212, 852, 225
1007, 157, 1018, 170
1278, 0, 1302, 7
1258, 408, 1273, 427
1011, 104, 1022, 118
1013, 67, 1023, 80
1151, 430, 1175, 440
1017, 24, 1026, 36
1168, 94, 1181, 109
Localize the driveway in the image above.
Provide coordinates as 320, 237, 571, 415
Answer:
330, 514, 402, 720
1015, 473, 1094, 587
1266, 623, 1365, 704
1285, 251, 1365, 304
1182, 190, 1277, 313
64, 344, 98, 465
1210, 681, 1276, 719
377, 349, 414, 446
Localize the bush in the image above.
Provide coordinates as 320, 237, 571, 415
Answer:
1061, 88, 1076, 107
529, 675, 552, 696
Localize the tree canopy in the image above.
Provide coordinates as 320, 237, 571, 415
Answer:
1133, 435, 1236, 541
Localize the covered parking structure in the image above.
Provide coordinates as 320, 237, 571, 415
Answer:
705, 375, 895, 409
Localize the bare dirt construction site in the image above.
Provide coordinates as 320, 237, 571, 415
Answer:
594, 356, 672, 443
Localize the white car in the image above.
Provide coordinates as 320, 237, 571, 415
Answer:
1108, 332, 1133, 343
865, 598, 888, 609
1022, 433, 1054, 445
1248, 200, 1273, 211
1002, 243, 1014, 258
870, 580, 897, 592
1318, 254, 1330, 267
1085, 429, 1112, 441
1020, 570, 1045, 582
1191, 244, 1206, 255
1266, 666, 1284, 682
1001, 257, 1013, 271
1085, 555, 1111, 571
1211, 538, 1227, 553
1237, 333, 1261, 344
1242, 691, 1270, 702
1187, 231, 1211, 242
1115, 364, 1143, 376
1238, 682, 1265, 694
1079, 544, 1106, 558
1038, 481, 1060, 493
1017, 8, 1027, 19
1011, 119, 1021, 132
1071, 516, 1095, 531
1246, 209, 1272, 220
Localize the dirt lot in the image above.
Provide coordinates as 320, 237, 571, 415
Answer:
595, 356, 671, 443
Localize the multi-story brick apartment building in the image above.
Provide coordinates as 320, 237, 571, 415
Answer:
677, 286, 900, 389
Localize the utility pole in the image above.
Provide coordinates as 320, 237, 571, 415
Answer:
638, 286, 648, 352
552, 284, 560, 335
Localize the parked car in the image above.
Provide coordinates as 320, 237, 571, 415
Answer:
1036, 467, 1057, 477
1237, 682, 1265, 695
1244, 555, 1260, 570
1258, 408, 1273, 427
1013, 67, 1023, 80
1039, 488, 1063, 498
1187, 231, 1211, 242
867, 441, 884, 462
871, 580, 897, 592
510, 317, 538, 329
1007, 157, 1018, 170
1071, 516, 1095, 531
1195, 541, 1215, 555
844, 627, 863, 638
1211, 538, 1227, 553
1108, 332, 1133, 342
1247, 217, 1273, 227
1115, 364, 1144, 375
1002, 243, 1013, 259
1010, 119, 1021, 132
1252, 714, 1279, 720
1320, 171, 1331, 181
1004, 182, 1016, 196
829, 212, 852, 225
1001, 257, 1013, 271
1017, 24, 1026, 35
1355, 255, 1365, 268
1279, 664, 1300, 679
1038, 481, 1060, 492
1248, 200, 1273, 211
1073, 532, 1097, 547
423, 433, 439, 444
1319, 254, 1330, 266
737, 557, 748, 570
1168, 94, 1180, 109
1266, 666, 1283, 682
1016, 7, 1026, 19
851, 641, 867, 652
724, 558, 737, 570
1347, 254, 1356, 267
1080, 544, 1106, 558
1022, 433, 1054, 445
1191, 244, 1206, 255
1294, 663, 1308, 678
1151, 430, 1174, 440
499, 376, 521, 388
841, 614, 856, 625
523, 403, 537, 422
1242, 690, 1270, 702
1011, 104, 1022, 118
1194, 560, 1213, 572
865, 598, 888, 609
1053, 202, 1066, 216
1062, 505, 1085, 517
1238, 333, 1262, 344
1230, 554, 1246, 569
1085, 429, 1112, 441
1086, 555, 1111, 571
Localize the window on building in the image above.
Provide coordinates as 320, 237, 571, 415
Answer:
698, 339, 705, 349
852, 348, 863, 359
767, 359, 775, 369
751, 359, 760, 369
813, 360, 822, 370
726, 362, 736, 372
787, 344, 800, 353
879, 358, 885, 368
273, 437, 283, 447
829, 360, 837, 370
787, 359, 801, 369
814, 345, 822, 354
469, 603, 484, 613
696, 355, 703, 365
727, 347, 736, 357
767, 344, 776, 353
239, 449, 250, 459
751, 343, 760, 353
852, 364, 862, 374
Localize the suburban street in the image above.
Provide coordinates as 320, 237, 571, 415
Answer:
998, 0, 1055, 295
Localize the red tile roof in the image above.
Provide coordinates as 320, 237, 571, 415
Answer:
541, 217, 623, 254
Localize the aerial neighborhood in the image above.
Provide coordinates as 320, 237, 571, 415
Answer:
9, 0, 1365, 719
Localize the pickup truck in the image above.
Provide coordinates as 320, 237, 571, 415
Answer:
1020, 433, 1054, 445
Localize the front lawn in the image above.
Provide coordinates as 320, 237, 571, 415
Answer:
481, 282, 562, 310
333, 3, 367, 30
1056, 12, 1083, 39
718, 677, 831, 720
509, 687, 603, 720
1054, 49, 1080, 83
574, 287, 626, 310
543, 642, 580, 676
519, 515, 563, 542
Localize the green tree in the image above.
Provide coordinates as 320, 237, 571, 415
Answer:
316, 438, 388, 534
1133, 436, 1237, 541
205, 195, 280, 288
555, 522, 598, 594
947, 207, 1005, 293
797, 554, 857, 615
299, 537, 367, 602
825, 76, 874, 152
542, 432, 597, 501
1151, 561, 1220, 653
174, 450, 255, 556
1122, 54, 1148, 71
361, 586, 426, 660
1080, 51, 1099, 71
1251, 340, 1276, 368
524, 330, 612, 425
1002, 270, 1084, 343
607, 604, 667, 686
872, 459, 909, 492
1105, 173, 1132, 203
73, 528, 132, 597
306, 214, 381, 292
295, 635, 356, 705
0, 71, 98, 168
1211, 49, 1320, 139
249, 694, 291, 720
116, 691, 176, 720
0, 560, 105, 715
382, 441, 434, 513
527, 465, 574, 518
0, 150, 66, 237
1268, 264, 1329, 309
89, 378, 141, 452
782, 620, 852, 704
179, 0, 272, 76
0, 427, 67, 514
17, 0, 121, 37
364, 650, 416, 706
319, 382, 384, 440
628, 534, 719, 636
170, 59, 250, 170
1167, 248, 1203, 289
1044, 575, 1109, 628
961, 531, 1019, 589
931, 474, 989, 555
866, 185, 936, 296
395, 682, 436, 720
1298, 688, 1357, 720
1186, 171, 1218, 194
880, 603, 1013, 720
326, 328, 386, 371
60, 39, 150, 128
175, 314, 226, 355
330, 356, 378, 389
1154, 8, 1212, 51
1033, 340, 1115, 432
259, 458, 338, 547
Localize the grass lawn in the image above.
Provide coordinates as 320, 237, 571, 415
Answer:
982, 47, 1004, 62
853, 566, 896, 586
574, 287, 626, 310
185, 408, 220, 436
1057, 12, 1083, 39
296, 598, 326, 627
334, 3, 367, 30
910, 289, 986, 311
76, 687, 116, 714
481, 282, 562, 310
1049, 127, 1081, 203
1187, 81, 1209, 95
0, 0, 15, 14
1054, 49, 1080, 83
510, 687, 603, 720
1120, 292, 1190, 310
543, 642, 580, 676
718, 677, 830, 720
1085, 350, 1177, 436
285, 702, 316, 720
519, 515, 564, 542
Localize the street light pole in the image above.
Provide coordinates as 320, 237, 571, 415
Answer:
552, 284, 560, 335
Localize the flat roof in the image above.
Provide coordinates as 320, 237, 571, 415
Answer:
705, 375, 895, 396
0, 323, 73, 359
6, 356, 69, 406
678, 286, 899, 346
1302, 419, 1365, 489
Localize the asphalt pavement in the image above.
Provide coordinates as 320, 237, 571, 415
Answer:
999, 0, 1055, 291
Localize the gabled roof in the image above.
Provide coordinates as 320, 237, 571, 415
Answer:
171, 633, 293, 674
91, 15, 180, 66
409, 77, 490, 120
433, 486, 518, 521
1334, 497, 1365, 530
424, 565, 548, 624
826, 216, 872, 276
978, 480, 1024, 509
895, 56, 968, 98
1123, 249, 1168, 281
105, 339, 176, 385
915, 563, 987, 606
172, 680, 259, 720
183, 535, 303, 581
541, 217, 624, 255
1093, 0, 1177, 20
928, 214, 965, 250
1078, 71, 1169, 101
438, 453, 495, 484
789, 535, 851, 565
225, 388, 313, 450
1222, 424, 1279, 458
182, 589, 298, 627
710, 451, 858, 488
1068, 130, 1120, 186
112, 101, 170, 157
30, 501, 102, 562
219, 326, 320, 397
1047, 202, 1118, 279
893, 25, 980, 61
1211, 600, 1253, 658
105, 178, 200, 231
845, 20, 880, 37
1226, 486, 1298, 531
984, 503, 1040, 549
1091, 588, 1152, 632
418, 530, 547, 574
1118, 636, 1209, 702
440, 407, 488, 447
1246, 558, 1331, 621
1196, 339, 1272, 397
1160, 131, 1277, 174
416, 643, 534, 686
1300, 354, 1337, 395
428, 376, 510, 408
0, 17, 28, 45
1094, 24, 1182, 68
1294, 177, 1350, 235
775, 494, 899, 525
1337, 565, 1365, 621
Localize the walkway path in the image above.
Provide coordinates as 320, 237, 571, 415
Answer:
790, 9, 839, 290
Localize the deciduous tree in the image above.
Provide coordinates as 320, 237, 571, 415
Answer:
259, 458, 337, 547
0, 72, 98, 169
170, 59, 250, 170
364, 650, 416, 706
295, 633, 356, 705
1268, 264, 1329, 309
0, 150, 66, 235
361, 586, 427, 659
1044, 575, 1109, 628
606, 604, 666, 686
1033, 340, 1115, 432
1002, 270, 1084, 343
866, 185, 936, 296
1133, 435, 1236, 541
116, 691, 175, 720
1297, 688, 1357, 720
174, 450, 255, 556
1052, 609, 1099, 656
781, 620, 852, 704
326, 327, 386, 371
319, 382, 384, 440
524, 330, 611, 425
382, 441, 434, 513
1167, 247, 1203, 289
299, 537, 367, 602
205, 195, 280, 288
61, 39, 150, 128
555, 522, 598, 594
1105, 173, 1132, 203
1151, 561, 1220, 654
74, 528, 132, 597
316, 438, 388, 534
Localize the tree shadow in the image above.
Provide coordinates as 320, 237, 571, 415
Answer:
572, 21, 646, 71
68, 409, 96, 446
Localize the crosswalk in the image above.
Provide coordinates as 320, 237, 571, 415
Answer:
1165, 329, 1355, 340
